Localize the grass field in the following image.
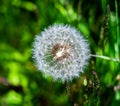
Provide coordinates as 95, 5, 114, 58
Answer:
0, 0, 120, 106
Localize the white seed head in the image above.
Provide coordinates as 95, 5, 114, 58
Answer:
32, 24, 90, 82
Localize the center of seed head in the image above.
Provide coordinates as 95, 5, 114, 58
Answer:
52, 43, 71, 61
56, 48, 64, 58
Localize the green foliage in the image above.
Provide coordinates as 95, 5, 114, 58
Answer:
0, 0, 120, 106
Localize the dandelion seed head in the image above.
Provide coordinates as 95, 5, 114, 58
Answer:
33, 24, 90, 82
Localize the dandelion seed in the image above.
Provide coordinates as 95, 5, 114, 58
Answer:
32, 24, 90, 82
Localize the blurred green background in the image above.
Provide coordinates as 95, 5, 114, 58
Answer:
0, 0, 120, 106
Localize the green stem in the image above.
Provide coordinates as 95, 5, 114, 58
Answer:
115, 0, 120, 58
90, 54, 120, 63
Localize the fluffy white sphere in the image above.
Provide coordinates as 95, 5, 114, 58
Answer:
33, 24, 90, 82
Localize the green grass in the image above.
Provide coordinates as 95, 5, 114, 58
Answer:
0, 0, 120, 106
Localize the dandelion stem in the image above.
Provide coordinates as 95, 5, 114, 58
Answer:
90, 54, 120, 63
65, 81, 71, 101
65, 82, 78, 106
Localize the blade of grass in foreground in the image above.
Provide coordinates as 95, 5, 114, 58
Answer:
115, 0, 120, 59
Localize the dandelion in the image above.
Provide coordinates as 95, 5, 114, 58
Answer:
32, 24, 90, 82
